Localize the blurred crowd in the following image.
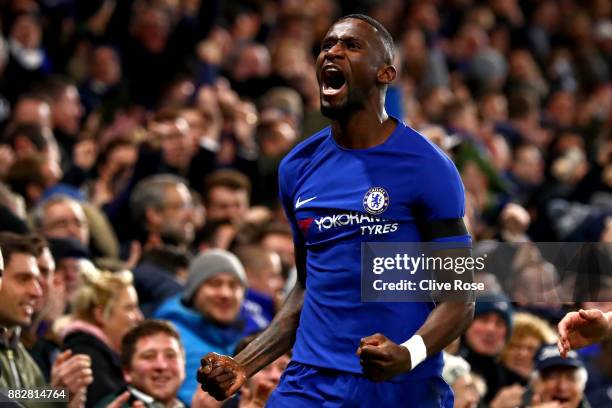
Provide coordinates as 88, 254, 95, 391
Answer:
0, 0, 610, 407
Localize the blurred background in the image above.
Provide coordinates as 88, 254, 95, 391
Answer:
0, 0, 610, 407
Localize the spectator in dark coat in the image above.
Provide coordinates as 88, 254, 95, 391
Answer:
61, 267, 143, 408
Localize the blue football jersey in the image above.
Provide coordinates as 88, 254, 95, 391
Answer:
278, 119, 471, 381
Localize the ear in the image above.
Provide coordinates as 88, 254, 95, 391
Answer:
377, 64, 397, 85
145, 206, 163, 229
13, 136, 35, 156
123, 368, 132, 384
26, 184, 42, 203
93, 305, 106, 327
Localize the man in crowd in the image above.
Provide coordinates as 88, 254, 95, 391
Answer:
154, 249, 261, 404
23, 234, 60, 380
530, 344, 591, 408
47, 236, 90, 302
33, 194, 121, 260
33, 195, 89, 247
460, 292, 523, 404
235, 245, 284, 324
0, 232, 92, 407
203, 170, 251, 225
129, 175, 194, 316
0, 233, 19, 404
130, 174, 195, 249
100, 319, 186, 408
38, 76, 84, 168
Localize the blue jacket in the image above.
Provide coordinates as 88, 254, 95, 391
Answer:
153, 295, 259, 404
133, 261, 183, 317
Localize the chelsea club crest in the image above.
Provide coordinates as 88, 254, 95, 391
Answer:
363, 187, 389, 215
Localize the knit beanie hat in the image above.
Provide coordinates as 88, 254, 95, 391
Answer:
474, 291, 514, 333
181, 249, 247, 305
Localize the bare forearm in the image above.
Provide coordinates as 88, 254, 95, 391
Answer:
235, 283, 304, 377
417, 301, 474, 356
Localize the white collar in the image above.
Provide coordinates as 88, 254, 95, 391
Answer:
127, 386, 184, 408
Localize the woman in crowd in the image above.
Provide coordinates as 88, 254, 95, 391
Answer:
60, 266, 143, 408
499, 312, 557, 380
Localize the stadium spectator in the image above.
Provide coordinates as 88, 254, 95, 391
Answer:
132, 245, 188, 317
47, 236, 90, 302
0, 1, 610, 405
89, 138, 138, 208
147, 110, 196, 178
1, 123, 56, 162
204, 170, 251, 224
154, 249, 262, 404
0, 232, 92, 407
5, 155, 63, 208
3, 13, 51, 103
256, 222, 295, 291
0, 182, 28, 234
33, 193, 120, 261
529, 344, 591, 408
460, 292, 520, 403
499, 312, 557, 381
581, 336, 612, 407
0, 241, 14, 404
79, 45, 130, 116
61, 267, 143, 408
194, 218, 236, 252
442, 353, 482, 408
235, 245, 284, 324
10, 93, 52, 129
99, 319, 186, 408
130, 174, 195, 249
33, 195, 89, 246
22, 234, 61, 381
37, 77, 84, 168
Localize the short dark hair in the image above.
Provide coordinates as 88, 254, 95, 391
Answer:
508, 91, 537, 119
96, 138, 136, 168
37, 76, 74, 101
194, 217, 234, 248
121, 319, 183, 369
2, 123, 49, 151
0, 232, 39, 266
26, 234, 48, 257
257, 221, 292, 242
335, 14, 395, 64
234, 244, 275, 272
5, 156, 47, 201
204, 170, 252, 203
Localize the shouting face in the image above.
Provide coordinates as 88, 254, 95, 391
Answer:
316, 18, 394, 119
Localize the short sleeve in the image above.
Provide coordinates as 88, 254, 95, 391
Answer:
278, 159, 305, 247
417, 148, 471, 245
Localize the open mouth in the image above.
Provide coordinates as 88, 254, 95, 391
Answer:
19, 303, 34, 316
322, 67, 347, 96
552, 396, 571, 406
151, 375, 171, 385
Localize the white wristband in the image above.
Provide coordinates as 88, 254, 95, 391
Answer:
400, 335, 427, 369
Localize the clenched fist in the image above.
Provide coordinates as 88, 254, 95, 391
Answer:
356, 333, 412, 382
197, 352, 247, 401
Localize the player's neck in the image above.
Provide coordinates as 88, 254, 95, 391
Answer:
331, 107, 396, 149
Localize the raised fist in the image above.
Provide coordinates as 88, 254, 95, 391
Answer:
197, 352, 247, 401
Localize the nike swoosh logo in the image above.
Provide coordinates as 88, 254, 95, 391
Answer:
295, 196, 317, 209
